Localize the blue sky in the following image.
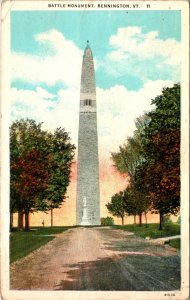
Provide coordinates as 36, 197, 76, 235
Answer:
11, 10, 180, 90
11, 11, 181, 51
11, 10, 181, 155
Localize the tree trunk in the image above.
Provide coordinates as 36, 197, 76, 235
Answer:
134, 215, 136, 224
18, 210, 24, 230
121, 216, 124, 225
10, 212, 13, 230
144, 212, 148, 227
51, 207, 53, 227
25, 211, 30, 231
159, 212, 163, 230
139, 213, 142, 226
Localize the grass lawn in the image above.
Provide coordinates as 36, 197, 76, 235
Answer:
165, 238, 180, 249
10, 226, 72, 264
113, 223, 180, 239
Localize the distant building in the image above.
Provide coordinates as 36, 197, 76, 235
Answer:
76, 41, 100, 225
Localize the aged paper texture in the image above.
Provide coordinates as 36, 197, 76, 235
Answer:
1, 1, 189, 300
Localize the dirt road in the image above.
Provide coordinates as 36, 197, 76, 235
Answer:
10, 227, 180, 290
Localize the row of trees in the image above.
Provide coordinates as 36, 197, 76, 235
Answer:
106, 84, 180, 230
10, 119, 75, 230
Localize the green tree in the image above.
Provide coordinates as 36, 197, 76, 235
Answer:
123, 187, 151, 226
106, 191, 126, 225
10, 119, 75, 230
101, 217, 114, 226
45, 128, 75, 226
123, 188, 139, 224
10, 119, 50, 229
110, 84, 180, 230
11, 149, 50, 230
140, 84, 180, 230
111, 115, 149, 185
111, 115, 150, 224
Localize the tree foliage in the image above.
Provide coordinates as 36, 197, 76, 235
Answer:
109, 84, 180, 230
106, 191, 126, 225
124, 187, 151, 218
141, 84, 180, 229
46, 128, 75, 206
111, 116, 147, 185
111, 115, 150, 224
101, 216, 114, 226
10, 119, 75, 230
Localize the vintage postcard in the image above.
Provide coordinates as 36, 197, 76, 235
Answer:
1, 0, 189, 300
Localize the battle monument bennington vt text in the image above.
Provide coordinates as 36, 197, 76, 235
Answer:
76, 41, 100, 225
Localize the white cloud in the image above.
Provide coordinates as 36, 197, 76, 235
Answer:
12, 29, 83, 87
36, 87, 55, 100
11, 86, 80, 145
104, 26, 181, 82
97, 79, 174, 155
11, 80, 174, 159
11, 87, 55, 112
109, 27, 181, 65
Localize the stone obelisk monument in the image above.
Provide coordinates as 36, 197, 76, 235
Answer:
76, 41, 100, 225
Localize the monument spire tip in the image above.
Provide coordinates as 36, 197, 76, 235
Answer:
86, 40, 90, 49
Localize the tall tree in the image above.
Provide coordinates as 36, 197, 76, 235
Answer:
10, 119, 52, 229
106, 191, 126, 225
140, 84, 180, 229
110, 85, 180, 229
10, 119, 75, 230
111, 115, 150, 224
123, 187, 151, 226
123, 188, 139, 224
111, 115, 148, 185
11, 149, 50, 230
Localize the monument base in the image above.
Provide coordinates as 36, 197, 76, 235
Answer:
80, 219, 90, 226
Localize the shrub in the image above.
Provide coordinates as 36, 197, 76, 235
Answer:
101, 217, 114, 226
163, 215, 173, 225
